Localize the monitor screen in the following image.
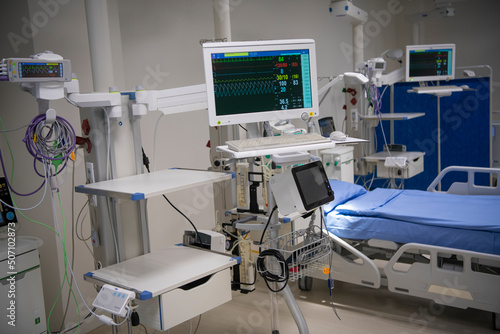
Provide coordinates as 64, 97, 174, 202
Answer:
405, 44, 455, 82
203, 39, 319, 126
270, 160, 334, 215
19, 62, 64, 78
7, 58, 71, 83
292, 161, 334, 212
318, 117, 335, 138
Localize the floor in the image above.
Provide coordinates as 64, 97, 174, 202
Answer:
88, 277, 498, 334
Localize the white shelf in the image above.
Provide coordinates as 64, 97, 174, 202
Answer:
217, 141, 336, 159
406, 85, 475, 97
360, 112, 425, 121
332, 137, 368, 144
83, 245, 238, 300
75, 168, 232, 200
217, 138, 367, 159
363, 151, 425, 162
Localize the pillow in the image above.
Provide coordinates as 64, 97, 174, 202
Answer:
323, 180, 367, 214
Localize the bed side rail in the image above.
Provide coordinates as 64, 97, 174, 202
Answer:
385, 243, 500, 313
427, 166, 500, 195
309, 230, 381, 288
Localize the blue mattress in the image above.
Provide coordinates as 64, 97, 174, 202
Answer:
324, 181, 500, 255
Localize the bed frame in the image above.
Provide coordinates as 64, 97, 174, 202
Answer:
305, 166, 500, 329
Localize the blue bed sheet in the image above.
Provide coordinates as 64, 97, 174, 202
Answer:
325, 182, 500, 255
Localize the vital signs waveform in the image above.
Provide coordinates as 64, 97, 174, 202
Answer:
215, 80, 274, 98
22, 67, 54, 74
24, 68, 47, 73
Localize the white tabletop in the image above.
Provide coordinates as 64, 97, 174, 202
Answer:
84, 245, 238, 300
75, 169, 232, 200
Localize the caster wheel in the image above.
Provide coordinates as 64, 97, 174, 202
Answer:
298, 276, 313, 291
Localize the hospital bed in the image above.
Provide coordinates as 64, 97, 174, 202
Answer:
305, 166, 500, 329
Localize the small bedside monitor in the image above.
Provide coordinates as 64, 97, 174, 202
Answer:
270, 161, 334, 216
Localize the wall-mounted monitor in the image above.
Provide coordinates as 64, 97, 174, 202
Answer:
203, 39, 319, 126
405, 44, 455, 82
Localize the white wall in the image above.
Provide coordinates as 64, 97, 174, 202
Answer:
1, 0, 499, 331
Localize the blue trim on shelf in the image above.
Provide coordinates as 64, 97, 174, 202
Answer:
131, 193, 145, 201
121, 92, 136, 100
139, 290, 153, 301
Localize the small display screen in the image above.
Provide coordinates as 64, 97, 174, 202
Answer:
292, 161, 334, 211
408, 48, 453, 81
318, 117, 335, 138
210, 49, 313, 117
18, 62, 63, 78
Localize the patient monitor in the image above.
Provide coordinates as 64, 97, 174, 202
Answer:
202, 39, 319, 126
406, 44, 455, 82
270, 161, 334, 216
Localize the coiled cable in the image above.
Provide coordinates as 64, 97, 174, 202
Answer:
256, 248, 289, 293
23, 113, 76, 177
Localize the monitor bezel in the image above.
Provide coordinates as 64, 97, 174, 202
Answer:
202, 39, 320, 127
405, 44, 456, 83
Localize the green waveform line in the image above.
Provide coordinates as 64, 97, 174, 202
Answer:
215, 80, 274, 97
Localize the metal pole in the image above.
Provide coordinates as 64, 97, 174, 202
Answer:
282, 284, 309, 334
266, 191, 281, 333
266, 177, 310, 333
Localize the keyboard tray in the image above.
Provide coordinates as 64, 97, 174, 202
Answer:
227, 133, 330, 152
